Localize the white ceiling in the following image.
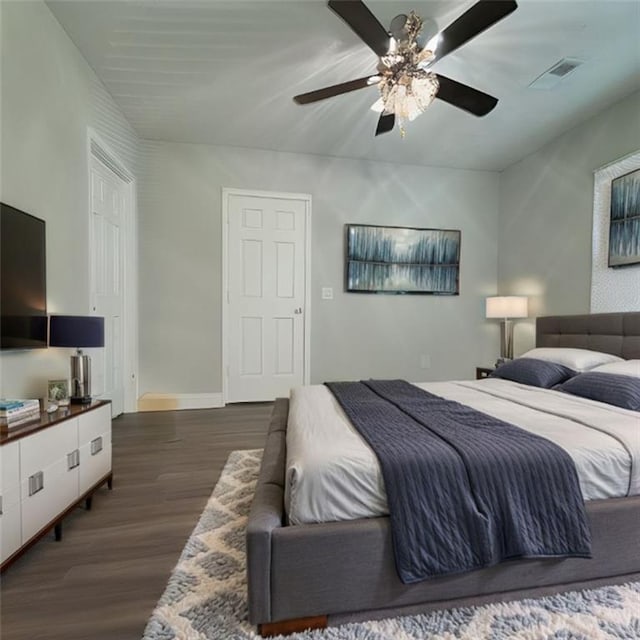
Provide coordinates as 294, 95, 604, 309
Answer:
48, 0, 640, 171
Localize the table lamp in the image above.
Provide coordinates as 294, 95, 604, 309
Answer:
485, 296, 528, 364
49, 315, 105, 404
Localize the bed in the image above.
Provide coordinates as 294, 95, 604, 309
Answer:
247, 312, 640, 636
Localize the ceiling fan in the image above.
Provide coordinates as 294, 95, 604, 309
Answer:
293, 0, 518, 136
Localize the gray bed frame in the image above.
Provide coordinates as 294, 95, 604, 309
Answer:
247, 312, 640, 636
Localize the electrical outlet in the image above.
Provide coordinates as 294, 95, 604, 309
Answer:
322, 287, 333, 300
420, 354, 431, 369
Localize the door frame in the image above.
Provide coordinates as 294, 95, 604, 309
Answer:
221, 188, 312, 405
86, 128, 139, 414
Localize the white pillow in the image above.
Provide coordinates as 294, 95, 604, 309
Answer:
590, 359, 640, 378
519, 348, 623, 372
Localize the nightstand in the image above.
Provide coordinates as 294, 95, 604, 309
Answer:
475, 367, 495, 380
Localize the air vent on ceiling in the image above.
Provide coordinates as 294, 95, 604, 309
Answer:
529, 58, 584, 90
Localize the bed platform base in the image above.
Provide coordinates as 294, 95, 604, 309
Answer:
258, 615, 328, 637
261, 573, 640, 636
248, 400, 640, 636
247, 312, 640, 636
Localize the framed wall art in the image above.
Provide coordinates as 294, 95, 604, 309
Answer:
608, 167, 640, 267
345, 224, 461, 294
590, 149, 640, 313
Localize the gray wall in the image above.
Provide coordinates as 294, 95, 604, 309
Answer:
138, 142, 501, 396
4, 1, 636, 403
0, 1, 138, 399
498, 90, 640, 354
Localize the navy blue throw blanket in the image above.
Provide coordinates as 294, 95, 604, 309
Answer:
325, 380, 591, 583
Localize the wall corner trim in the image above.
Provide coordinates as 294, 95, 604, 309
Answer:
593, 149, 640, 173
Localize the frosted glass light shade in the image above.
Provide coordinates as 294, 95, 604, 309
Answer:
486, 296, 528, 319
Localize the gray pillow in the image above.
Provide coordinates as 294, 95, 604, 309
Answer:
489, 357, 575, 388
556, 372, 640, 411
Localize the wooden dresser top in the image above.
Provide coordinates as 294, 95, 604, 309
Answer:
1, 400, 111, 445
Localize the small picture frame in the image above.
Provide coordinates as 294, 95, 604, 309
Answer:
48, 379, 70, 406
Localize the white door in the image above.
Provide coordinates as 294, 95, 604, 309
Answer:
90, 157, 126, 417
225, 192, 309, 402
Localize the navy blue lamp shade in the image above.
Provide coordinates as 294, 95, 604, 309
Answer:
49, 315, 104, 348
49, 315, 105, 404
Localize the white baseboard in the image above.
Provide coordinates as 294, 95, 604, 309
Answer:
137, 392, 224, 412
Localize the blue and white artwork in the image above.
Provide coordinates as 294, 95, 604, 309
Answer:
609, 168, 640, 267
346, 224, 460, 294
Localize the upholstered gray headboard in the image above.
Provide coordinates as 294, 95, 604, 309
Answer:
536, 312, 640, 359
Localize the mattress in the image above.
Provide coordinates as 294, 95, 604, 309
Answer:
285, 378, 640, 525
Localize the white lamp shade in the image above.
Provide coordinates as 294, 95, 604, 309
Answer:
486, 296, 528, 319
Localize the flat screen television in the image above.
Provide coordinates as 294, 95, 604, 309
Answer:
1, 203, 47, 349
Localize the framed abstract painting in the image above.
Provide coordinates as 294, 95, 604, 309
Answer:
345, 224, 461, 294
608, 167, 640, 267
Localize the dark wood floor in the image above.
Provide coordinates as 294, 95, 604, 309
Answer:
1, 403, 273, 640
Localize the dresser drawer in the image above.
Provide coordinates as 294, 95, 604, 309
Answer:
20, 420, 79, 543
20, 419, 78, 482
1, 500, 22, 563
78, 404, 111, 494
79, 438, 111, 495
1, 441, 22, 563
1, 441, 20, 494
21, 453, 79, 543
78, 404, 111, 447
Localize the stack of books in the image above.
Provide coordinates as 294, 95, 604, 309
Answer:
0, 399, 41, 431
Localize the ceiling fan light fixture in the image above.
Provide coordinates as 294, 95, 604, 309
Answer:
378, 73, 439, 132
374, 11, 440, 135
294, 0, 517, 136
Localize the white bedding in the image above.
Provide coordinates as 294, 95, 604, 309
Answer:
285, 378, 640, 525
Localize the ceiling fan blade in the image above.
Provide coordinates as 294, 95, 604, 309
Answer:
375, 113, 395, 136
328, 0, 390, 58
293, 76, 377, 105
432, 0, 517, 64
435, 74, 498, 116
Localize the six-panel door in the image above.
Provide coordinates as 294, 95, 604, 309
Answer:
227, 193, 307, 402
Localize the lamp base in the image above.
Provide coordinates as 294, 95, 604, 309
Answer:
70, 352, 92, 405
500, 319, 515, 361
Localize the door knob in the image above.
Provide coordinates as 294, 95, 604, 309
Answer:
294, 307, 303, 314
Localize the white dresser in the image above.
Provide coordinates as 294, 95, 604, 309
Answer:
0, 401, 112, 570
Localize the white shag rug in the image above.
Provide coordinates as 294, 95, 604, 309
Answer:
142, 449, 640, 640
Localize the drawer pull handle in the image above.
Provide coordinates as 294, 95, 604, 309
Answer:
29, 471, 44, 496
67, 449, 80, 470
91, 436, 103, 456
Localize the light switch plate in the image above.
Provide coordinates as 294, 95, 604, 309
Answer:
321, 287, 333, 300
